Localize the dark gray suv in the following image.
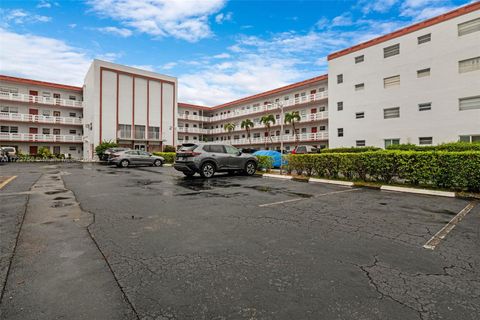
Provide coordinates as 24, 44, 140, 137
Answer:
174, 143, 258, 178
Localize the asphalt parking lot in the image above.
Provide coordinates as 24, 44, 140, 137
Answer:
0, 162, 479, 320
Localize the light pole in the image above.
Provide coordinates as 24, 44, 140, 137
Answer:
278, 101, 284, 175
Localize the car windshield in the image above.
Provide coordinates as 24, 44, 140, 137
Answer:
179, 144, 198, 151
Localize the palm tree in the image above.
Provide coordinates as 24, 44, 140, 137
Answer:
260, 114, 275, 148
240, 119, 254, 145
223, 123, 235, 143
284, 111, 301, 146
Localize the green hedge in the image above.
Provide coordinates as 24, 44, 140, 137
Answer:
286, 151, 480, 192
153, 152, 176, 163
321, 146, 381, 153
386, 142, 480, 152
256, 155, 274, 171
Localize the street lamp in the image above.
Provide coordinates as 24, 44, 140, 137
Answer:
277, 101, 285, 175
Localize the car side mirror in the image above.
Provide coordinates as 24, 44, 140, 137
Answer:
237, 151, 242, 156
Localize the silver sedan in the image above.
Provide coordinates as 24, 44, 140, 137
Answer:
110, 150, 165, 168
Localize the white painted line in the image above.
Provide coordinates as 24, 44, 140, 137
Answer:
309, 178, 354, 186
381, 185, 455, 198
262, 174, 293, 180
258, 188, 360, 207
423, 201, 477, 250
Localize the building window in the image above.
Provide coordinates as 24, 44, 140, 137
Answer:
10, 126, 18, 133
253, 133, 260, 138
459, 56, 480, 73
417, 68, 431, 78
0, 126, 9, 133
69, 129, 77, 134
337, 128, 344, 137
284, 96, 289, 101
53, 128, 60, 135
69, 146, 77, 151
384, 75, 400, 88
42, 110, 51, 116
0, 106, 18, 113
384, 139, 400, 148
42, 128, 50, 134
460, 135, 480, 143
301, 128, 307, 133
384, 107, 400, 119
355, 112, 365, 119
355, 55, 364, 64
0, 86, 18, 94
337, 101, 343, 111
418, 103, 432, 111
384, 43, 400, 58
337, 74, 343, 84
459, 96, 480, 111
355, 83, 365, 91
319, 125, 326, 131
69, 95, 76, 101
69, 112, 76, 117
417, 33, 431, 44
419, 137, 433, 145
458, 17, 480, 37
356, 140, 366, 147
118, 124, 132, 139
147, 126, 160, 140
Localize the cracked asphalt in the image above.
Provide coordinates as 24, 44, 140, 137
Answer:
0, 162, 479, 320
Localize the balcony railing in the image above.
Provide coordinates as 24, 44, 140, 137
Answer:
210, 132, 328, 145
0, 132, 83, 143
177, 127, 210, 134
177, 114, 210, 122
0, 112, 83, 125
0, 92, 84, 108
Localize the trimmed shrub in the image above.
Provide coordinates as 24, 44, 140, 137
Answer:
287, 151, 480, 192
256, 155, 274, 171
95, 140, 118, 159
163, 145, 176, 152
152, 152, 176, 163
387, 142, 480, 152
321, 146, 381, 153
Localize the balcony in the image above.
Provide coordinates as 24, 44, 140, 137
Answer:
0, 112, 83, 125
177, 127, 210, 134
210, 132, 328, 146
0, 92, 84, 108
0, 133, 83, 143
177, 114, 210, 122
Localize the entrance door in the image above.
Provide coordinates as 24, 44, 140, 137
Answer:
29, 127, 38, 134
53, 111, 61, 117
29, 146, 38, 155
134, 144, 146, 151
29, 108, 39, 115
53, 93, 61, 105
53, 146, 61, 155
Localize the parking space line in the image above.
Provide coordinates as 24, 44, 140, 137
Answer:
258, 188, 359, 207
423, 201, 477, 250
0, 176, 17, 189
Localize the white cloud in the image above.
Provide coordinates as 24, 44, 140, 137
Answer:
1, 9, 51, 25
0, 28, 90, 85
215, 12, 232, 24
161, 62, 177, 70
87, 0, 226, 42
213, 53, 230, 59
359, 0, 398, 14
37, 1, 51, 8
97, 26, 133, 37
68, 23, 77, 28
400, 1, 455, 20
331, 13, 354, 27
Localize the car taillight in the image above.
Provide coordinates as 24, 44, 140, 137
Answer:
291, 150, 296, 154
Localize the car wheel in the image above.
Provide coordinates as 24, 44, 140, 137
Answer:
244, 161, 257, 176
120, 159, 129, 168
200, 162, 216, 178
183, 172, 195, 177
153, 159, 163, 167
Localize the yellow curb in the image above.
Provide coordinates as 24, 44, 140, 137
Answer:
0, 176, 17, 189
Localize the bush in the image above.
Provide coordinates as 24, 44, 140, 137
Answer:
163, 145, 176, 152
152, 152, 176, 163
321, 146, 381, 153
256, 155, 273, 171
95, 140, 118, 159
38, 147, 52, 159
387, 141, 480, 152
286, 151, 480, 192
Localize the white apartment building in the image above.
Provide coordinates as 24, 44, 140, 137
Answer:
178, 75, 329, 152
327, 3, 480, 148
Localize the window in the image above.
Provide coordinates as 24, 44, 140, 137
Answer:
42, 92, 51, 98
42, 128, 50, 134
0, 86, 18, 94
285, 129, 290, 134
459, 57, 480, 73
337, 128, 344, 137
10, 126, 18, 133
118, 124, 132, 139
134, 125, 145, 139
417, 68, 431, 78
337, 74, 343, 84
0, 126, 8, 133
148, 126, 160, 140
319, 125, 326, 131
355, 112, 365, 119
284, 96, 289, 101
384, 44, 400, 58
460, 135, 480, 143
225, 145, 239, 155
337, 101, 343, 111
0, 106, 18, 113
419, 137, 433, 145
458, 17, 480, 36
417, 33, 431, 44
459, 96, 480, 111
355, 83, 365, 91
253, 133, 260, 138
418, 103, 432, 111
69, 95, 76, 101
384, 75, 400, 88
384, 107, 400, 119
69, 112, 76, 117
356, 140, 366, 147
301, 128, 307, 133
42, 110, 51, 116
69, 146, 77, 151
355, 55, 364, 63
69, 129, 77, 134
53, 128, 60, 135
384, 139, 400, 148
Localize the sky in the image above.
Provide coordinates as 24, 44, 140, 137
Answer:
0, 0, 475, 106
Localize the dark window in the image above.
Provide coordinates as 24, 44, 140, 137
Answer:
204, 145, 225, 153
355, 55, 364, 63
384, 44, 400, 58
337, 101, 343, 111
417, 33, 431, 44
338, 128, 344, 137
337, 74, 343, 84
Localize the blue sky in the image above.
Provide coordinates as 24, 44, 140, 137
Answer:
0, 0, 474, 105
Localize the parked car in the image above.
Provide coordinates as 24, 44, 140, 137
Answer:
240, 147, 258, 154
109, 150, 164, 168
1, 147, 18, 162
291, 145, 319, 154
174, 143, 258, 178
103, 147, 131, 161
0, 147, 8, 163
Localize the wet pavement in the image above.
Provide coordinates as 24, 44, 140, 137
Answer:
0, 163, 479, 320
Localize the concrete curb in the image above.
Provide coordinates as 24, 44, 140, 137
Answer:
262, 173, 461, 198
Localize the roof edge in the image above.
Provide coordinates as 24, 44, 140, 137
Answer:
0, 74, 83, 92
178, 102, 211, 110
328, 2, 480, 61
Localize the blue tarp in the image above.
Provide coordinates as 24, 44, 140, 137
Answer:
253, 150, 284, 168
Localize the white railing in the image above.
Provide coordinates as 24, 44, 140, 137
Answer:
0, 112, 83, 125
0, 132, 83, 143
210, 132, 328, 145
177, 127, 209, 134
177, 114, 210, 122
0, 92, 84, 108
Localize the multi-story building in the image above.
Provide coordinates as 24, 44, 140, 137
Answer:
178, 74, 329, 152
327, 3, 480, 148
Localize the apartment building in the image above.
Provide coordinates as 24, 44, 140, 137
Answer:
178, 75, 329, 152
0, 75, 84, 157
327, 3, 480, 148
